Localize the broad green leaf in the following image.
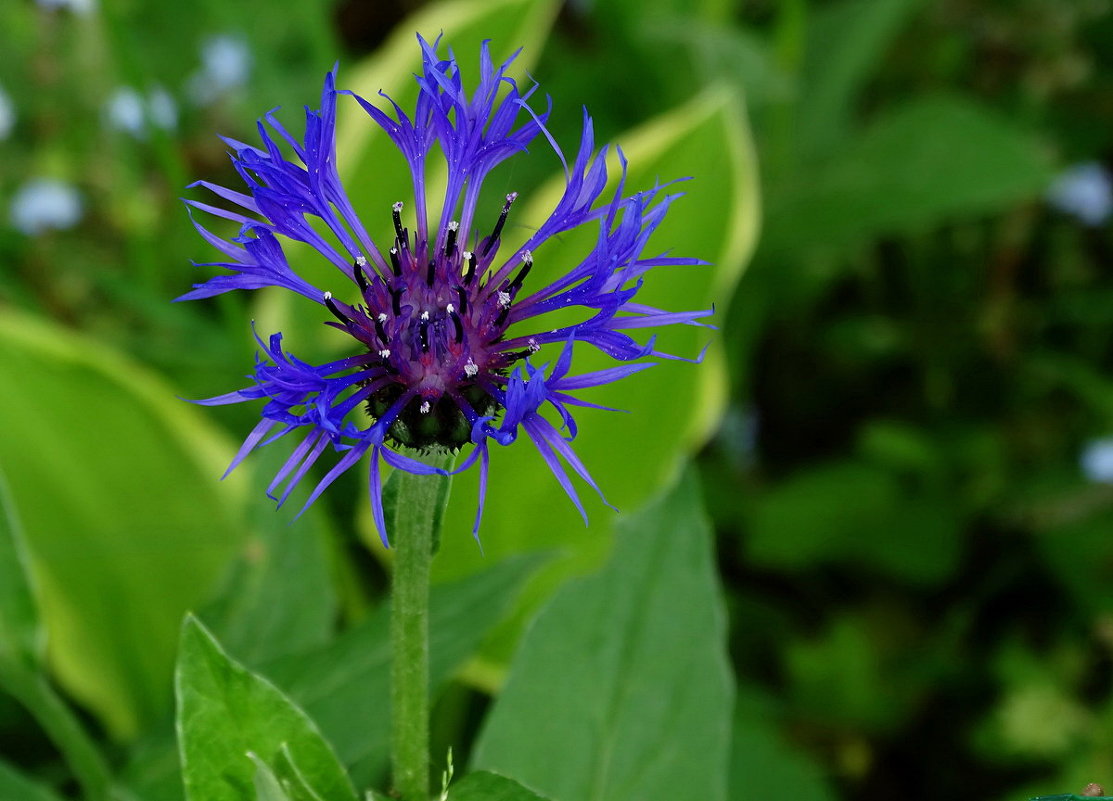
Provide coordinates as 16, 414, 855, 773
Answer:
730, 685, 835, 801
429, 86, 757, 670
265, 554, 545, 785
450, 771, 552, 801
0, 310, 244, 736
200, 449, 338, 666
0, 759, 67, 801
472, 470, 733, 801
763, 95, 1054, 253
798, 0, 926, 157
175, 616, 358, 801
0, 466, 43, 671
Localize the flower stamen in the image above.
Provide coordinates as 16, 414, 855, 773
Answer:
354, 257, 370, 291
481, 192, 517, 256
323, 291, 350, 324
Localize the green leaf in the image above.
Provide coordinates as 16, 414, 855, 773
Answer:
450, 771, 552, 801
430, 85, 758, 667
745, 459, 961, 584
0, 465, 44, 671
175, 615, 358, 801
0, 759, 67, 801
121, 555, 543, 801
472, 470, 733, 801
730, 685, 835, 801
763, 95, 1054, 253
250, 757, 293, 801
798, 0, 926, 158
0, 310, 245, 736
264, 554, 545, 784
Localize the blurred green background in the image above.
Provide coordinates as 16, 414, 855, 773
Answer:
2, 0, 1113, 799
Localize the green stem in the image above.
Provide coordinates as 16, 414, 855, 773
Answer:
390, 449, 453, 801
0, 664, 114, 801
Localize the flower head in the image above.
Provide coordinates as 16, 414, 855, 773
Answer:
182, 36, 708, 544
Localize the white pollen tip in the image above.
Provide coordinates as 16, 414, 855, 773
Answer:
506, 192, 518, 203
355, 255, 368, 267
464, 358, 479, 377
378, 349, 391, 358
377, 313, 388, 323
419, 401, 431, 414
446, 303, 455, 314
497, 291, 511, 307
392, 201, 404, 212
420, 310, 430, 320
448, 220, 459, 231
463, 250, 473, 260
522, 250, 533, 263
323, 291, 333, 300
389, 246, 398, 255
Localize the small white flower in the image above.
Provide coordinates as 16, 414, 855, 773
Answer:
105, 86, 178, 138
104, 86, 146, 137
1082, 438, 1113, 484
35, 0, 96, 14
10, 178, 83, 235
147, 86, 178, 131
1047, 162, 1113, 227
0, 84, 15, 141
188, 34, 252, 105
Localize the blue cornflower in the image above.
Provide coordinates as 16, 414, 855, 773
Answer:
182, 36, 708, 544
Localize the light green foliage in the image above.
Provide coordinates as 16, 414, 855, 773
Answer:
250, 757, 293, 801
0, 311, 245, 736
0, 759, 67, 801
200, 449, 338, 666
265, 554, 546, 783
472, 471, 732, 801
175, 616, 358, 801
450, 771, 552, 801
0, 467, 44, 672
122, 555, 542, 801
730, 686, 835, 801
745, 458, 961, 584
764, 95, 1054, 253
797, 0, 927, 158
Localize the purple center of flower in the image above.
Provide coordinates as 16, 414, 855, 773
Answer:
322, 194, 538, 450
